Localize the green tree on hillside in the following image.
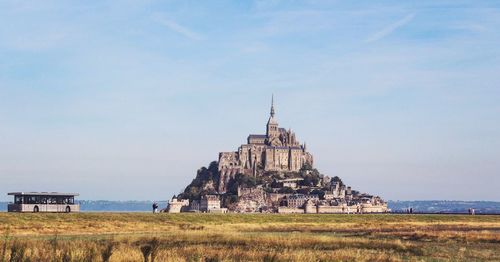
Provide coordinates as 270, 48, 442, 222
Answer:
180, 161, 220, 200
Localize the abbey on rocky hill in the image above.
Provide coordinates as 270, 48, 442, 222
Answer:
171, 96, 388, 214
217, 96, 313, 192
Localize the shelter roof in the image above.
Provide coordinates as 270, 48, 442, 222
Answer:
8, 192, 79, 196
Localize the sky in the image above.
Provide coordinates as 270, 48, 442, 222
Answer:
1, 0, 499, 201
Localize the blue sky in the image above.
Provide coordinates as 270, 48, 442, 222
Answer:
1, 1, 499, 201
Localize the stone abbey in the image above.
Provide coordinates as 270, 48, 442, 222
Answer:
173, 96, 388, 214
217, 97, 314, 191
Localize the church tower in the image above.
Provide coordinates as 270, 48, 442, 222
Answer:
266, 95, 279, 140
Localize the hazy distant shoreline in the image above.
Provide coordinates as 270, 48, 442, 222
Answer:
1, 200, 500, 213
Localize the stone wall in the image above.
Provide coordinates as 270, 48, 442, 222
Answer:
278, 207, 304, 214
361, 203, 388, 213
317, 205, 346, 214
167, 199, 189, 213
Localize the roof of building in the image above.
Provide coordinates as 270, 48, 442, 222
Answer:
202, 194, 220, 200
248, 134, 267, 139
288, 194, 320, 199
277, 178, 304, 182
288, 194, 306, 199
8, 192, 80, 196
268, 146, 303, 150
267, 115, 278, 125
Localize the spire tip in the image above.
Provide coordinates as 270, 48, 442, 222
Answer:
270, 94, 275, 117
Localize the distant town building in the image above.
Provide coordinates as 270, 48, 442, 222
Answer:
189, 200, 200, 212
200, 195, 227, 213
286, 194, 319, 208
276, 178, 303, 189
166, 196, 190, 213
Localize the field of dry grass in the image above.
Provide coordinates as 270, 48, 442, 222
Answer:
0, 213, 499, 261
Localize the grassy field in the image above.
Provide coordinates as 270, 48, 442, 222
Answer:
0, 213, 499, 261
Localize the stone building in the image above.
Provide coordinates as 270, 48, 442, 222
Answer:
235, 187, 268, 213
218, 96, 314, 192
166, 196, 190, 213
199, 195, 227, 213
277, 178, 304, 189
286, 194, 319, 208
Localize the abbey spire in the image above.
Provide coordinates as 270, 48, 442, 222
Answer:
267, 95, 279, 138
270, 94, 275, 117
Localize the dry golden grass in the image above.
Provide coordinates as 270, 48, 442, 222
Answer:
0, 213, 499, 261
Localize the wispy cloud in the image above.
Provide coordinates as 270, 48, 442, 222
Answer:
365, 13, 416, 43
152, 14, 202, 41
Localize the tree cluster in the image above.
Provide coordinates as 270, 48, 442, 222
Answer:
179, 161, 220, 200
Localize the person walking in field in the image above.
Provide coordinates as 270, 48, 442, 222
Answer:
152, 202, 158, 213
